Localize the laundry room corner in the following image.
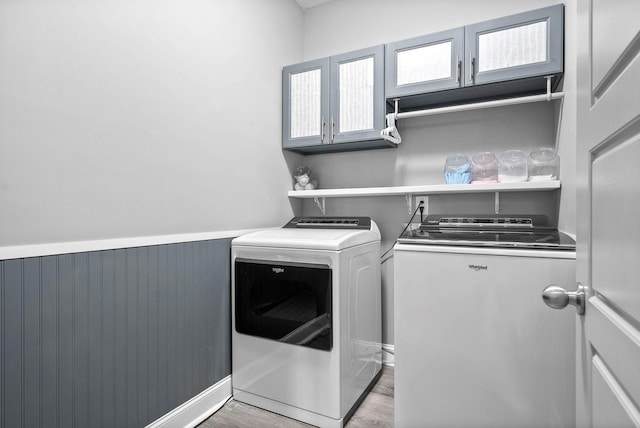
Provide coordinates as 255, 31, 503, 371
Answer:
296, 0, 578, 355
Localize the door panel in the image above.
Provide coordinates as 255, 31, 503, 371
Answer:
587, 51, 640, 140
587, 297, 640, 408
591, 0, 640, 93
577, 0, 640, 426
592, 355, 640, 428
591, 134, 640, 321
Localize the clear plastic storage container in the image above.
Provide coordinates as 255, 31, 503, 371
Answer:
444, 154, 471, 184
471, 152, 498, 183
528, 147, 559, 181
498, 150, 528, 182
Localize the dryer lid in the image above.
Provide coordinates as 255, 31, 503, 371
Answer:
232, 218, 380, 251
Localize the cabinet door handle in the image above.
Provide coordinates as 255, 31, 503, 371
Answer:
469, 52, 475, 83
321, 116, 326, 144
331, 116, 335, 144
455, 54, 461, 85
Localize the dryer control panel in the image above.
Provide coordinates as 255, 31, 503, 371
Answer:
283, 216, 372, 230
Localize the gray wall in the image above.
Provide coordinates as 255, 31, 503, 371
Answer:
0, 239, 231, 428
298, 0, 578, 345
0, 0, 304, 247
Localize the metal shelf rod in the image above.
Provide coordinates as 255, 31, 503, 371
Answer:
394, 91, 564, 121
381, 76, 564, 145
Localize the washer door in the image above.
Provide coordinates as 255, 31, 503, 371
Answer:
235, 258, 332, 351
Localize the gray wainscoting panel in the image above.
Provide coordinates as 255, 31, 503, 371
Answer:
1, 239, 232, 428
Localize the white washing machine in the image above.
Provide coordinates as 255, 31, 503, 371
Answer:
231, 217, 382, 428
394, 214, 577, 428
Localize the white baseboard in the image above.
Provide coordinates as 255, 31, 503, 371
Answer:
382, 343, 394, 366
145, 375, 232, 428
145, 344, 392, 428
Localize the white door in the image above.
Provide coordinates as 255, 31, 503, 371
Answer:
575, 1, 640, 426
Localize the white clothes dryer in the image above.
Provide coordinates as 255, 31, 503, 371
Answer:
231, 217, 382, 428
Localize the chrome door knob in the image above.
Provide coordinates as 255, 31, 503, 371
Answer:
542, 282, 585, 315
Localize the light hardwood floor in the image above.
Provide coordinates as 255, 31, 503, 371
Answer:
198, 365, 394, 428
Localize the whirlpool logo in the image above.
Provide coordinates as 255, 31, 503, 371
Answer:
468, 264, 488, 271
272, 267, 285, 274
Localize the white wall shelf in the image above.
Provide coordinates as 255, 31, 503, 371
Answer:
288, 181, 560, 198
288, 181, 560, 215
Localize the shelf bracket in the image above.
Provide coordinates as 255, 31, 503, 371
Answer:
313, 196, 326, 215
494, 192, 500, 214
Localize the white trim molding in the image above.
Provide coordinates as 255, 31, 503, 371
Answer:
382, 343, 395, 366
145, 375, 231, 428
0, 228, 275, 260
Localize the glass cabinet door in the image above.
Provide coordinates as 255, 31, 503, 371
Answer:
465, 4, 563, 86
282, 58, 330, 150
385, 28, 465, 99
330, 45, 385, 145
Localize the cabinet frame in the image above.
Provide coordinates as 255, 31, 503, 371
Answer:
385, 28, 465, 99
465, 4, 564, 87
330, 45, 386, 146
385, 4, 564, 112
283, 46, 394, 154
282, 57, 330, 151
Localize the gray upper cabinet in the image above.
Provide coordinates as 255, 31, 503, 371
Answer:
385, 4, 563, 110
283, 45, 394, 154
385, 28, 465, 99
283, 6, 564, 154
330, 46, 387, 146
282, 57, 330, 152
465, 5, 563, 87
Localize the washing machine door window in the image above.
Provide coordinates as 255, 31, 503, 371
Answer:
235, 259, 332, 351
